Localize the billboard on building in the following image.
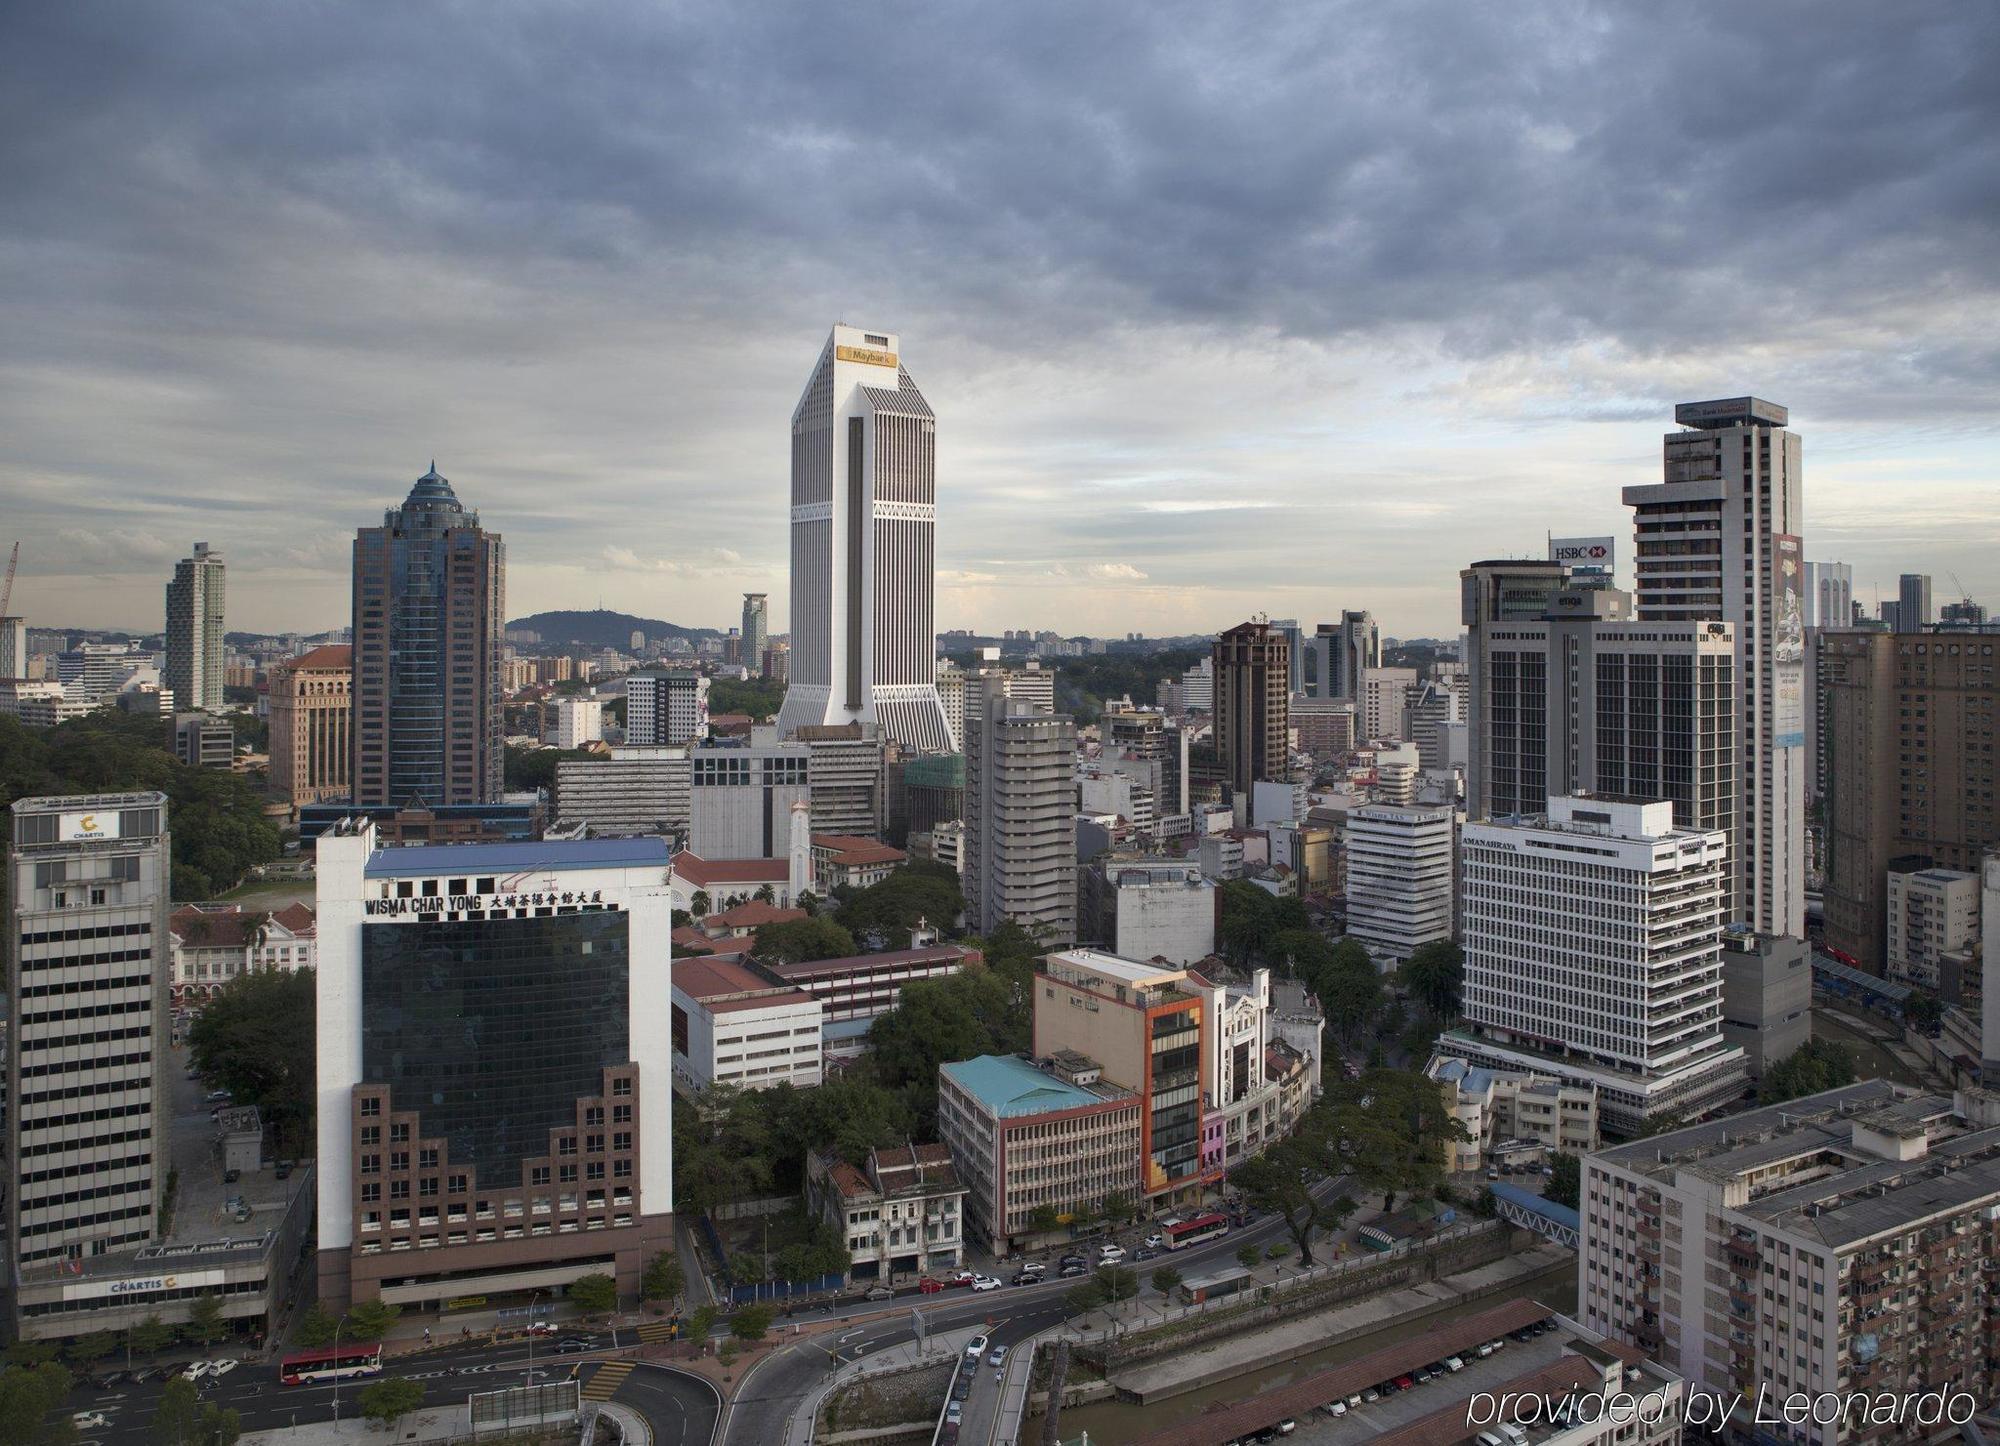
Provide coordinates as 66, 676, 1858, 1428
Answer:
1550, 536, 1614, 590
59, 810, 121, 843
1772, 534, 1805, 748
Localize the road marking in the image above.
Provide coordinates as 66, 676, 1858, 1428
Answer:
581, 1360, 635, 1401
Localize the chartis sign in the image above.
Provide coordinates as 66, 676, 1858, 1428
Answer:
59, 810, 120, 842
365, 889, 606, 917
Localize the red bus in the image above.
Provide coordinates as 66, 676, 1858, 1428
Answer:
278, 1344, 384, 1386
1163, 1212, 1229, 1251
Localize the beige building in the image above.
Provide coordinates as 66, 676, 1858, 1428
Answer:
1885, 866, 1980, 992
1426, 1054, 1599, 1172
268, 644, 353, 806
936, 1052, 1141, 1251
963, 670, 1076, 941
1583, 1081, 2000, 1443
806, 1143, 966, 1284
1821, 631, 2000, 972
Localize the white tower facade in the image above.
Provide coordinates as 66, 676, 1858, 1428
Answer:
777, 326, 951, 753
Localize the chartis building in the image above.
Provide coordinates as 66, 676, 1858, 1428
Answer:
314, 823, 673, 1313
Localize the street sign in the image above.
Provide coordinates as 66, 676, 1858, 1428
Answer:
910, 1308, 928, 1343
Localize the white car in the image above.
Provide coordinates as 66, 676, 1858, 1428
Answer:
1096, 1244, 1126, 1263
964, 1334, 989, 1357
987, 1345, 1008, 1367
181, 1362, 211, 1381
208, 1359, 239, 1378
72, 1414, 110, 1431
969, 1274, 1002, 1292
1143, 1232, 1165, 1249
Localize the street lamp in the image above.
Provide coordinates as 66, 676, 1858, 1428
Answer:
330, 1316, 345, 1433
526, 1291, 544, 1388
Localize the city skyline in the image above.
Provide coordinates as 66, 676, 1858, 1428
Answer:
3, 6, 1996, 639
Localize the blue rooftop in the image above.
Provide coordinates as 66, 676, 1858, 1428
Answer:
1488, 1180, 1579, 1233
941, 1055, 1118, 1118
366, 836, 671, 878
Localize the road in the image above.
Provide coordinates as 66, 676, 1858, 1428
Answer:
71, 1328, 709, 1446
721, 1184, 1348, 1446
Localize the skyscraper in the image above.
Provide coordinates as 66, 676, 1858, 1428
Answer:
351, 465, 506, 808
1802, 559, 1852, 631
741, 593, 769, 677
1898, 572, 1934, 632
1213, 620, 1290, 811
1308, 610, 1380, 701
164, 541, 226, 713
0, 614, 26, 680
1268, 618, 1303, 694
776, 326, 951, 753
6, 795, 171, 1298
626, 670, 709, 746
1460, 558, 1569, 819
268, 645, 353, 806
963, 670, 1076, 942
1623, 397, 1805, 938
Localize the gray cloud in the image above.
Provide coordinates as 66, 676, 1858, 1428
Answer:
1, 1, 1995, 636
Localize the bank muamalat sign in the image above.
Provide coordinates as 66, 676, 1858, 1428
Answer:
366, 889, 606, 918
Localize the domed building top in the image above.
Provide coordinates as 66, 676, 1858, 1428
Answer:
405, 460, 461, 508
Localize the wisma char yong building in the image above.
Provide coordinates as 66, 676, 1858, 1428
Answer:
314, 823, 673, 1312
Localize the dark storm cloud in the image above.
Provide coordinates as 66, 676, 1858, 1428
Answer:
1, 1, 1995, 630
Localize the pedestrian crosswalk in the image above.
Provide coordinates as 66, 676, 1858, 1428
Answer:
581, 1361, 635, 1401
635, 1320, 681, 1344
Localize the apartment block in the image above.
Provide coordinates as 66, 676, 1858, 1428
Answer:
1885, 866, 1980, 992
1342, 804, 1455, 966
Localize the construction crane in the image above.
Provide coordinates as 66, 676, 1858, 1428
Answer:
0, 540, 17, 619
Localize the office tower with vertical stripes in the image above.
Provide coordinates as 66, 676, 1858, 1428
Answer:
777, 326, 951, 753
164, 541, 226, 713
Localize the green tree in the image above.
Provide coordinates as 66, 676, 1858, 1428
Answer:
1230, 1132, 1358, 1267
1093, 1266, 1138, 1302
182, 1294, 226, 1348
357, 1379, 425, 1433
186, 968, 316, 1154
642, 1253, 686, 1302
64, 1331, 117, 1366
1235, 1242, 1262, 1271
833, 864, 965, 948
128, 1315, 175, 1357
1027, 1203, 1061, 1236
731, 1254, 768, 1287
293, 1306, 338, 1349
690, 890, 712, 919
343, 1298, 401, 1342
751, 916, 857, 964
1101, 1190, 1134, 1224
1314, 963, 1385, 1045
1321, 1068, 1467, 1215
687, 1304, 720, 1342
1062, 1280, 1108, 1316
503, 745, 596, 793
152, 1376, 201, 1446
1150, 1266, 1183, 1295
1905, 990, 1945, 1033
730, 1304, 775, 1342
1759, 1039, 1858, 1105
1545, 1153, 1581, 1212
1399, 940, 1465, 1021
707, 677, 787, 721
866, 968, 1024, 1101
569, 1273, 617, 1315
0, 1362, 73, 1446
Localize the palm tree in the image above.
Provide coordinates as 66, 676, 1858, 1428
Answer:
754, 884, 776, 904
691, 890, 711, 919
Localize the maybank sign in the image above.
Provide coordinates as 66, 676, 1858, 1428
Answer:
59, 810, 121, 843
835, 344, 898, 369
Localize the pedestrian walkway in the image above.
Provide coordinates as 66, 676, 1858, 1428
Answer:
634, 1320, 681, 1345
583, 1359, 636, 1401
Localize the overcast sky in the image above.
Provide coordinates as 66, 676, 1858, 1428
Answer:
3, 3, 1996, 641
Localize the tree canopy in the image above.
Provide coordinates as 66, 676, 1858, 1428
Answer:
751, 917, 857, 965
1316, 1068, 1466, 1214
1758, 1039, 1858, 1104
832, 862, 964, 947
1230, 1126, 1357, 1265
0, 1362, 74, 1446
1398, 940, 1464, 1021
187, 968, 316, 1154
1544, 1152, 1581, 1211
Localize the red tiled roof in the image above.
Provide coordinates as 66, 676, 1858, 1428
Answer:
290, 645, 353, 670
672, 851, 788, 887
812, 834, 908, 867
765, 944, 978, 980
673, 956, 815, 1014
826, 1161, 872, 1200
672, 928, 756, 959
704, 901, 805, 931
170, 905, 263, 948
268, 902, 317, 935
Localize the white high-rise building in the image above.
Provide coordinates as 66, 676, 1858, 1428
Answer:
0, 615, 25, 680
554, 696, 604, 749
1446, 794, 1744, 1135
777, 325, 951, 753
1309, 610, 1380, 702
1357, 665, 1417, 741
935, 657, 965, 751
164, 541, 225, 713
1803, 558, 1852, 630
741, 593, 769, 677
963, 671, 1076, 942
626, 670, 708, 746
1341, 804, 1454, 966
1624, 397, 1805, 938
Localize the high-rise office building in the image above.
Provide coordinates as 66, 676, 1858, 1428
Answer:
268, 645, 353, 806
626, 670, 709, 746
1342, 804, 1455, 965
1268, 618, 1303, 695
1819, 630, 2000, 972
1447, 795, 1744, 1135
1623, 397, 1805, 938
6, 795, 171, 1308
1898, 572, 1934, 632
0, 614, 26, 680
1213, 621, 1290, 811
934, 658, 966, 751
741, 593, 769, 677
1460, 559, 1570, 819
1104, 707, 1189, 818
1356, 665, 1418, 741
1308, 610, 1380, 702
1803, 559, 1852, 631
351, 466, 505, 808
164, 541, 226, 713
963, 670, 1076, 942
314, 822, 674, 1312
1877, 598, 1902, 632
776, 325, 951, 753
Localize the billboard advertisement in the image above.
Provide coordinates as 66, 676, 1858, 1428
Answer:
1772, 534, 1804, 748
59, 810, 121, 843
1551, 536, 1614, 589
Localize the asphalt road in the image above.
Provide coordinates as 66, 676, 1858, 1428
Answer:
720, 1184, 1347, 1446
70, 1328, 702, 1446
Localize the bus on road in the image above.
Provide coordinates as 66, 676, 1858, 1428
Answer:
278, 1344, 384, 1386
1162, 1212, 1229, 1251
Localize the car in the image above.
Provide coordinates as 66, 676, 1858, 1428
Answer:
72, 1414, 110, 1432
1134, 1247, 1159, 1261
969, 1275, 1001, 1292
181, 1362, 211, 1381
554, 1338, 592, 1354
209, 1359, 239, 1378
1473, 1342, 1494, 1358
950, 1269, 977, 1286
951, 1375, 972, 1401
917, 1277, 946, 1293
1346, 1395, 1362, 1409
1277, 1424, 1296, 1437
1323, 1400, 1347, 1417
945, 1402, 963, 1425
1394, 1374, 1415, 1391
204, 1089, 232, 1104
1360, 1387, 1379, 1403
274, 1161, 293, 1180
937, 1428, 958, 1446
987, 1346, 1007, 1367
964, 1334, 988, 1358
526, 1322, 558, 1335
1444, 1355, 1465, 1372
91, 1371, 126, 1390
1010, 1272, 1039, 1286
864, 1285, 896, 1301
1144, 1232, 1166, 1249
127, 1368, 158, 1385
1096, 1244, 1126, 1263
1059, 1263, 1088, 1278
1059, 1253, 1087, 1268
1251, 1430, 1277, 1444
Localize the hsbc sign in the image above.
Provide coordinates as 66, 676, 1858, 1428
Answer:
1550, 536, 1614, 566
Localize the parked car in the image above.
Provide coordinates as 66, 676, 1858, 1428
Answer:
127, 1368, 158, 1385
554, 1338, 592, 1354
222, 1168, 240, 1184
1144, 1232, 1166, 1249
204, 1089, 231, 1104
274, 1161, 294, 1180
209, 1359, 239, 1378
987, 1346, 1007, 1367
1133, 1247, 1159, 1261
181, 1362, 211, 1381
1444, 1355, 1465, 1372
1360, 1387, 1379, 1403
951, 1375, 972, 1401
72, 1414, 110, 1432
1276, 1423, 1296, 1437
949, 1269, 977, 1286
1058, 1263, 1088, 1278
1323, 1400, 1347, 1417
945, 1403, 963, 1425
1393, 1374, 1415, 1391
1059, 1253, 1087, 1269
864, 1285, 896, 1301
964, 1334, 989, 1358
917, 1277, 946, 1294
90, 1371, 125, 1390
1096, 1244, 1126, 1264
1010, 1271, 1040, 1286
526, 1322, 558, 1335
969, 1275, 1001, 1292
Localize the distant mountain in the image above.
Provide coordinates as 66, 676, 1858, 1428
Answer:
506, 609, 720, 650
